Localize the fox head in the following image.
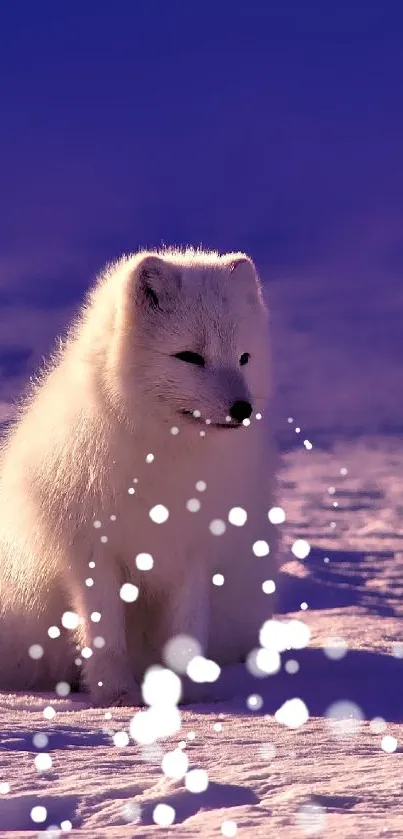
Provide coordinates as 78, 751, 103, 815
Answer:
105, 249, 271, 433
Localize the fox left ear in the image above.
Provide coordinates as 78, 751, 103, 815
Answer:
134, 254, 182, 312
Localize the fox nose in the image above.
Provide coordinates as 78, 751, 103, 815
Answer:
229, 400, 253, 423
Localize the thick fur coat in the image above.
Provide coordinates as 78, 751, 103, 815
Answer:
0, 249, 278, 705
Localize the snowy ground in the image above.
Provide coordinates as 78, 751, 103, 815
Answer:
0, 435, 402, 838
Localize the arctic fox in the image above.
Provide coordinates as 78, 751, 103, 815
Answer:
0, 248, 278, 706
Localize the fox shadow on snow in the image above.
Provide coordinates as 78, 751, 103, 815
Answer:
277, 544, 397, 616
194, 544, 403, 723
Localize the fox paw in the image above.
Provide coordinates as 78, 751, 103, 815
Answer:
90, 682, 143, 708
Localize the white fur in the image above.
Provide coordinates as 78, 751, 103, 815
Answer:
0, 248, 278, 705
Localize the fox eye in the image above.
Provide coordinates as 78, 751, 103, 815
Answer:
239, 352, 250, 366
173, 351, 205, 367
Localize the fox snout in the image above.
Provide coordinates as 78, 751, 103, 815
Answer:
215, 369, 253, 422
229, 400, 253, 423
176, 368, 255, 428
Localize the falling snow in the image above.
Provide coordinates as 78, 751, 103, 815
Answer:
61, 611, 80, 630
246, 646, 281, 677
259, 618, 310, 652
120, 583, 139, 603
135, 552, 154, 570
261, 578, 276, 594
228, 507, 247, 526
268, 506, 286, 524
187, 656, 221, 683
185, 768, 209, 793
221, 819, 238, 837
161, 748, 189, 779
142, 666, 182, 707
55, 681, 71, 697
149, 504, 169, 523
295, 802, 326, 836
153, 803, 176, 826
186, 498, 201, 512
285, 659, 300, 674
209, 519, 226, 535
28, 644, 44, 660
275, 697, 309, 729
369, 717, 386, 734
113, 731, 130, 748
291, 538, 311, 559
246, 693, 263, 711
30, 805, 47, 823
324, 637, 348, 660
252, 539, 270, 557
32, 732, 48, 749
381, 735, 398, 753
34, 752, 52, 772
325, 700, 364, 740
163, 634, 202, 674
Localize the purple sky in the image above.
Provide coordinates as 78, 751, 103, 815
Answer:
1, 3, 403, 294
0, 1, 402, 431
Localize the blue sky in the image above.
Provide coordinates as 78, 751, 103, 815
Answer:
1, 1, 403, 302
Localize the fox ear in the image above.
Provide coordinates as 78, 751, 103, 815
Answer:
229, 255, 257, 282
134, 254, 182, 312
229, 255, 264, 304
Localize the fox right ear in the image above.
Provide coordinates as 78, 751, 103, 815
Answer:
133, 254, 182, 312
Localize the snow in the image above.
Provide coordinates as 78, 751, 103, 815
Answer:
0, 436, 402, 836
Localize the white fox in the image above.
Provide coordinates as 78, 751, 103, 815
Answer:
0, 248, 278, 705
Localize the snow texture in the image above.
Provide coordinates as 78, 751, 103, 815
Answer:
0, 437, 402, 837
